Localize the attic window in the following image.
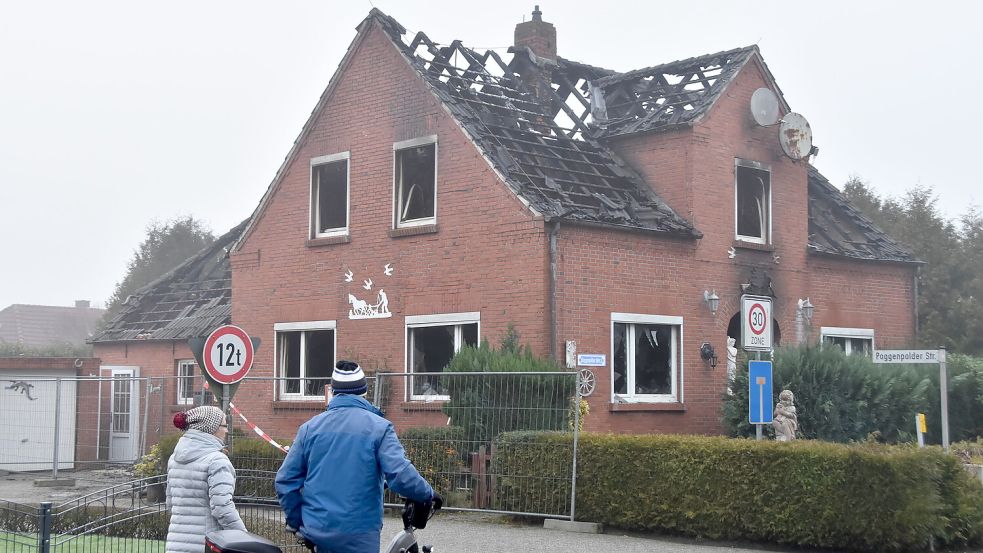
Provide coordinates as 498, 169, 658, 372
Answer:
394, 136, 437, 228
735, 160, 771, 244
310, 152, 350, 238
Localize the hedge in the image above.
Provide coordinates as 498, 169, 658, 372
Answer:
493, 432, 983, 552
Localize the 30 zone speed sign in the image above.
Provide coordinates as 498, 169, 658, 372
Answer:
741, 295, 773, 352
202, 325, 255, 384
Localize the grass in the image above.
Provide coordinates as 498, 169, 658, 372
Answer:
1, 532, 164, 552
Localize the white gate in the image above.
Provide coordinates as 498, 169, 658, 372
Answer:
105, 367, 141, 462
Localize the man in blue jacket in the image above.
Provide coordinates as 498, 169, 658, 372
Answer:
276, 360, 438, 553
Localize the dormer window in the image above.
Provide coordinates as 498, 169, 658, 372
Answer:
310, 152, 350, 238
394, 136, 437, 228
735, 160, 771, 244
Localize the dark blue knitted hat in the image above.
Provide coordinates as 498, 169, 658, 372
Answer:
331, 360, 367, 395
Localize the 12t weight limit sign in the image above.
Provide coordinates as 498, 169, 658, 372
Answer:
202, 325, 254, 384
741, 295, 773, 351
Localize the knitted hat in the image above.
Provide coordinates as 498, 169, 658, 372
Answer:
331, 360, 367, 395
174, 406, 226, 434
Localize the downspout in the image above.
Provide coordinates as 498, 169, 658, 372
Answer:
912, 267, 920, 342
548, 219, 560, 361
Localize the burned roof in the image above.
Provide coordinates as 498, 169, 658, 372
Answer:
371, 10, 699, 237
807, 167, 919, 264
590, 46, 772, 138
91, 220, 248, 343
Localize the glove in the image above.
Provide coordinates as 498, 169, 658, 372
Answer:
431, 492, 443, 510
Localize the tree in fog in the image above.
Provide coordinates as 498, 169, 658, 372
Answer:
105, 216, 215, 319
843, 179, 981, 354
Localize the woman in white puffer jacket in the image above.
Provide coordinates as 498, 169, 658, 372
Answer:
164, 406, 246, 553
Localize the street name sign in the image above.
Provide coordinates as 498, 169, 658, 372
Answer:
873, 349, 942, 364
577, 354, 607, 367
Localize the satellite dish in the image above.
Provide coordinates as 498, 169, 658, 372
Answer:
779, 112, 813, 160
750, 88, 780, 126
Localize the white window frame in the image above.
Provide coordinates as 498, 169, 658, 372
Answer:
405, 311, 479, 401
176, 359, 197, 405
393, 135, 438, 229
610, 313, 684, 404
820, 326, 875, 356
310, 151, 351, 238
274, 320, 337, 400
734, 158, 772, 244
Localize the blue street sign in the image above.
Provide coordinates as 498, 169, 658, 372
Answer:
748, 361, 773, 425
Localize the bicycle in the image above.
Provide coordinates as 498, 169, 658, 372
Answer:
204, 498, 439, 553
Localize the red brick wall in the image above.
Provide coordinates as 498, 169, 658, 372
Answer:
554, 57, 916, 434
230, 21, 551, 439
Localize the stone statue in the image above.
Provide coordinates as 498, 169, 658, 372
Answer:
726, 337, 738, 393
772, 389, 798, 441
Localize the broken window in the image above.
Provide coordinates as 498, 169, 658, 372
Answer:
394, 138, 437, 227
821, 327, 873, 357
407, 316, 478, 399
736, 162, 770, 243
613, 316, 681, 402
311, 152, 349, 237
176, 359, 197, 405
277, 326, 335, 398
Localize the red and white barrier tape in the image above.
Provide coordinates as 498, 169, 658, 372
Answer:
202, 381, 289, 453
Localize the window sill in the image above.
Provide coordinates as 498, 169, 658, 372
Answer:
732, 240, 775, 252
272, 400, 325, 410
389, 224, 438, 238
307, 235, 351, 248
609, 402, 686, 412
397, 401, 447, 412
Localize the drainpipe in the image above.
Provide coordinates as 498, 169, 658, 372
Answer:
912, 267, 920, 341
548, 220, 560, 361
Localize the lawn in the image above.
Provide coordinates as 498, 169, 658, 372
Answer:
1, 532, 163, 552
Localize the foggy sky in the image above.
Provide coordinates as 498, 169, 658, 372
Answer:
1, 0, 980, 310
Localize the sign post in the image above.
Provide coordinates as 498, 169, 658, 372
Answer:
915, 413, 927, 447
874, 347, 948, 450
748, 360, 773, 440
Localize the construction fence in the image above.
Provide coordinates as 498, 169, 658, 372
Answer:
1, 370, 583, 550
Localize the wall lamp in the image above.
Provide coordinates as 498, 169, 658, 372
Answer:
703, 289, 720, 317
797, 297, 814, 323
700, 342, 718, 369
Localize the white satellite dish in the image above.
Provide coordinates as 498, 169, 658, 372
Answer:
750, 88, 780, 126
779, 112, 813, 160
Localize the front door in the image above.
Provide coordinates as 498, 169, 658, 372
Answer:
108, 368, 140, 462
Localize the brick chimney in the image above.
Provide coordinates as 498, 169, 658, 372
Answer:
514, 5, 556, 61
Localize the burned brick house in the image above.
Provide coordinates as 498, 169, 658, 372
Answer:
95, 7, 918, 440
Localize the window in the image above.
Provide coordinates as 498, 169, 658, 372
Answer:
176, 360, 198, 405
821, 327, 874, 356
735, 160, 771, 244
275, 321, 336, 399
406, 312, 479, 400
394, 136, 437, 227
612, 313, 683, 403
310, 152, 350, 238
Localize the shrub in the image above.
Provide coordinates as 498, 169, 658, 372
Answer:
229, 438, 290, 499
399, 426, 468, 505
493, 432, 983, 552
440, 337, 577, 445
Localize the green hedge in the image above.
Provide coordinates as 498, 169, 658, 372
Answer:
493, 432, 983, 552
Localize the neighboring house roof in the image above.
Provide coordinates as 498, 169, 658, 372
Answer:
807, 166, 919, 264
0, 303, 105, 349
91, 220, 248, 343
